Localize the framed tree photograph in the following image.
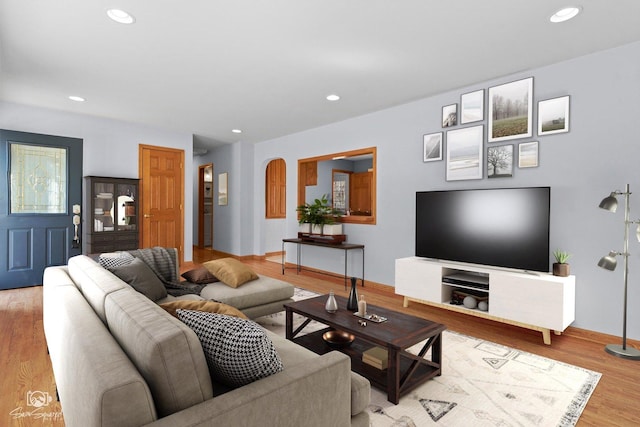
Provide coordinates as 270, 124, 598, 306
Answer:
538, 95, 570, 135
442, 103, 457, 128
518, 141, 539, 168
488, 77, 533, 142
218, 172, 228, 206
487, 144, 514, 178
423, 132, 443, 162
446, 125, 483, 181
460, 89, 484, 124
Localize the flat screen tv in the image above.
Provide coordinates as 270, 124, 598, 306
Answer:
415, 187, 550, 273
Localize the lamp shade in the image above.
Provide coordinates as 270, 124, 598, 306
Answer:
599, 193, 618, 212
598, 251, 618, 271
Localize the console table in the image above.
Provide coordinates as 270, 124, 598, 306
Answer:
282, 238, 365, 289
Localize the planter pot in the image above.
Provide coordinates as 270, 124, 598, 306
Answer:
322, 224, 343, 235
298, 223, 311, 234
553, 263, 570, 277
311, 224, 323, 234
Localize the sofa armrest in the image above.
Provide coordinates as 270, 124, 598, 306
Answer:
145, 351, 353, 427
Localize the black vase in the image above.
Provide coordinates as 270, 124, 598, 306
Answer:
347, 277, 358, 311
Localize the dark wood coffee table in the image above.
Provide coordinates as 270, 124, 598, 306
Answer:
284, 294, 446, 404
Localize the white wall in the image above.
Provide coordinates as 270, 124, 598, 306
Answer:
0, 101, 194, 261
251, 41, 640, 340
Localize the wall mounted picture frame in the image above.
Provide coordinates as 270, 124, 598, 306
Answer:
487, 144, 514, 178
538, 95, 570, 135
218, 172, 228, 206
423, 132, 443, 162
460, 89, 484, 124
446, 125, 483, 181
442, 104, 457, 128
518, 141, 539, 168
488, 77, 533, 142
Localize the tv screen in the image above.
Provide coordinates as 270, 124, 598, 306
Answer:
415, 187, 550, 273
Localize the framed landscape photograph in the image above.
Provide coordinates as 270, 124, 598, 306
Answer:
460, 89, 484, 124
538, 95, 570, 135
218, 172, 228, 206
488, 77, 533, 142
518, 141, 539, 168
442, 104, 457, 128
423, 132, 443, 162
487, 144, 514, 178
446, 125, 483, 181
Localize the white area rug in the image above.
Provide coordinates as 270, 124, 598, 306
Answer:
256, 288, 600, 427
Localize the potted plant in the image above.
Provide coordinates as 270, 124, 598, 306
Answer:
297, 194, 342, 235
552, 250, 571, 277
295, 203, 312, 233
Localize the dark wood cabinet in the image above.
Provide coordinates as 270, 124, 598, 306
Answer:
84, 176, 140, 254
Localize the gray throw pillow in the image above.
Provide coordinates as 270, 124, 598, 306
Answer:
177, 309, 283, 388
110, 257, 167, 301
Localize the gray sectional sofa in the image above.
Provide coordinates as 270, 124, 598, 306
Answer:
43, 255, 370, 427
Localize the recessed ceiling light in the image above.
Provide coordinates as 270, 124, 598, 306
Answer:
68, 95, 85, 102
326, 94, 340, 101
107, 9, 136, 24
232, 129, 242, 134
550, 6, 582, 23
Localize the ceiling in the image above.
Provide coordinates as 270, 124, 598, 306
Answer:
1, 1, 640, 148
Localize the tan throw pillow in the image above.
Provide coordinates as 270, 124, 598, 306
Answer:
202, 258, 258, 288
159, 300, 248, 320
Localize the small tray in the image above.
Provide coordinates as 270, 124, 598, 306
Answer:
353, 312, 387, 323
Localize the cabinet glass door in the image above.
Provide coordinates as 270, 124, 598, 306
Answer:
93, 182, 114, 232
117, 183, 137, 231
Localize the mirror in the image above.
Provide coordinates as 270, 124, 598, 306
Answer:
298, 147, 376, 225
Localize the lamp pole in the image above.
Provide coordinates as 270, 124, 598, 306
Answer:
605, 184, 640, 360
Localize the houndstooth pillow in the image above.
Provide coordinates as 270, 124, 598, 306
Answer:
98, 251, 135, 270
177, 309, 283, 387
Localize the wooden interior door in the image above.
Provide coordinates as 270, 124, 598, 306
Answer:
349, 171, 372, 215
139, 145, 184, 263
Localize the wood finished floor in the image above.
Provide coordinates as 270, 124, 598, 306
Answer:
0, 248, 638, 426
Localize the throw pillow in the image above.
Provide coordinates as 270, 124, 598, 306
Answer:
181, 266, 219, 284
202, 258, 258, 288
98, 251, 135, 270
110, 257, 168, 301
177, 310, 283, 387
160, 300, 247, 320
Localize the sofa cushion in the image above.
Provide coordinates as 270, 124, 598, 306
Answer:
202, 258, 258, 288
181, 266, 219, 284
177, 310, 283, 388
67, 255, 130, 323
105, 288, 213, 417
159, 300, 247, 320
199, 275, 294, 310
110, 257, 168, 302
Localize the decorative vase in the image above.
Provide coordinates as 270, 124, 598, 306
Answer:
325, 290, 338, 313
347, 277, 358, 311
553, 263, 570, 277
357, 294, 367, 317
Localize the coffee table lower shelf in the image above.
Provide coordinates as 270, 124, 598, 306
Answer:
292, 327, 442, 403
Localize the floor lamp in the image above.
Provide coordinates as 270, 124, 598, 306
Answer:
597, 183, 640, 360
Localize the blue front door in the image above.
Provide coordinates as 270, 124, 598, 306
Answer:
0, 130, 83, 289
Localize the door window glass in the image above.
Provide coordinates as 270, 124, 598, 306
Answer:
9, 143, 67, 214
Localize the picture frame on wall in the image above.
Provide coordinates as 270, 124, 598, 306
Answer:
460, 89, 484, 124
218, 172, 228, 206
488, 77, 533, 142
518, 141, 539, 168
423, 132, 443, 162
442, 104, 457, 128
487, 144, 514, 178
446, 125, 483, 181
538, 95, 570, 135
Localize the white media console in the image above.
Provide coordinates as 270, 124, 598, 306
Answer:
395, 257, 576, 345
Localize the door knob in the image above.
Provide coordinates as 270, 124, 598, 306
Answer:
144, 214, 152, 218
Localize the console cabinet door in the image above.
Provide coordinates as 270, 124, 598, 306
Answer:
490, 273, 575, 331
395, 257, 443, 302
